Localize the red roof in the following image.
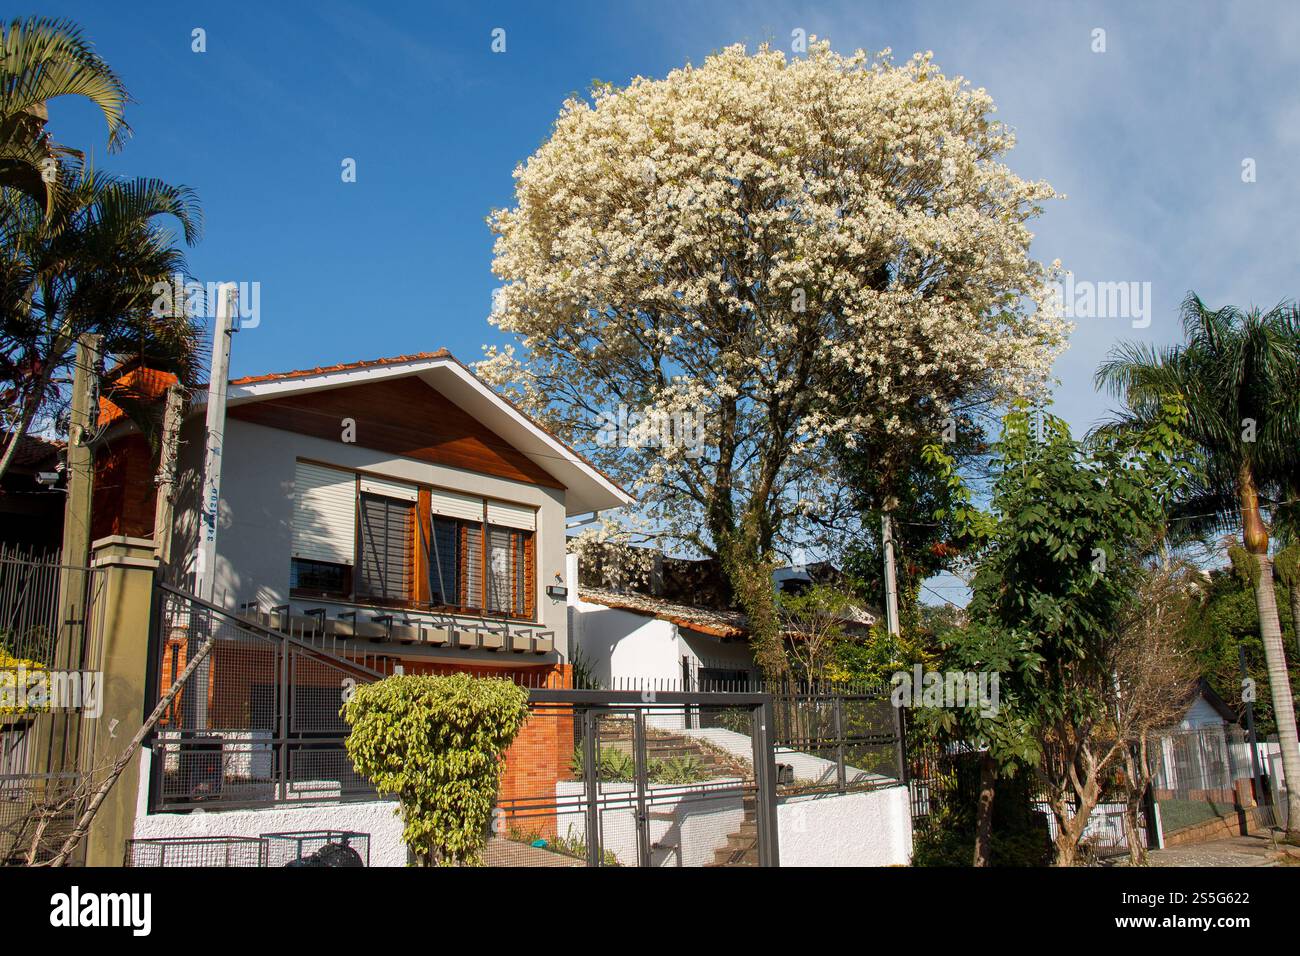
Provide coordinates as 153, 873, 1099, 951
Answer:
97, 366, 179, 426
229, 350, 451, 386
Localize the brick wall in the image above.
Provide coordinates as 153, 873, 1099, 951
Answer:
91, 432, 159, 540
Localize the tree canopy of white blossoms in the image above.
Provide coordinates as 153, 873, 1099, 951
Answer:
480, 40, 1069, 574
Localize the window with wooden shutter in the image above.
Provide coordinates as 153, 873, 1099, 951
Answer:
357, 492, 415, 604
461, 521, 483, 609
426, 517, 461, 607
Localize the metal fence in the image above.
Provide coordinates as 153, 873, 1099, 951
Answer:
489, 689, 779, 867
149, 583, 385, 811
571, 670, 905, 801
1149, 723, 1275, 835
124, 830, 371, 867
0, 545, 105, 865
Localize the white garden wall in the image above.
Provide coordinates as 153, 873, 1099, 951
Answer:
776, 786, 912, 867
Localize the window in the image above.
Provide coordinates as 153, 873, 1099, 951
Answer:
288, 461, 537, 617
291, 462, 356, 598
290, 558, 351, 597
426, 517, 460, 607
486, 526, 529, 616
423, 516, 532, 617
357, 492, 415, 603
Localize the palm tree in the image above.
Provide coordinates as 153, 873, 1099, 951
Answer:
1096, 292, 1300, 832
0, 164, 203, 482
0, 16, 130, 215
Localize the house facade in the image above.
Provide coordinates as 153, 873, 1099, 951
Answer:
84, 351, 634, 863
98, 350, 631, 677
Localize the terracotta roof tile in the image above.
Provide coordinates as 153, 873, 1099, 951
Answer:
97, 367, 179, 426
228, 349, 452, 386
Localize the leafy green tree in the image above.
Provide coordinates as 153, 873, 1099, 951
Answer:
1180, 553, 1298, 733
0, 17, 129, 216
0, 164, 202, 480
931, 399, 1190, 864
1096, 292, 1300, 832
343, 674, 530, 866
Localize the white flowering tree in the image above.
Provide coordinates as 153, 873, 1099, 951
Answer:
481, 41, 1067, 672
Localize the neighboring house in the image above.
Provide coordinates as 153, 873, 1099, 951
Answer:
1176, 678, 1238, 730
566, 550, 877, 688
94, 349, 633, 678
0, 431, 65, 553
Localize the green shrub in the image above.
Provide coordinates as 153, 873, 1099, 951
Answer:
650, 755, 708, 784
342, 673, 529, 866
570, 748, 711, 785
569, 746, 636, 781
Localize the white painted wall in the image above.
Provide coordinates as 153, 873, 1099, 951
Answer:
1179, 695, 1226, 729
776, 786, 913, 867
568, 599, 759, 687
568, 599, 681, 686
131, 748, 407, 866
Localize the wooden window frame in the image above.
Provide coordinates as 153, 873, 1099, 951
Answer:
287, 458, 541, 623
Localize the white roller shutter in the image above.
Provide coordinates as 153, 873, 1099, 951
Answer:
359, 475, 418, 502
430, 489, 483, 522
486, 499, 536, 531
292, 462, 356, 564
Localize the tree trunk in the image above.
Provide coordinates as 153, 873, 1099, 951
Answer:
1250, 552, 1300, 832
1291, 576, 1300, 664
973, 751, 996, 866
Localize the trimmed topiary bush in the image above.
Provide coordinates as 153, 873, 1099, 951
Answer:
342, 673, 529, 866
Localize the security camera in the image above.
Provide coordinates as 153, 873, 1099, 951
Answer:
35, 471, 60, 487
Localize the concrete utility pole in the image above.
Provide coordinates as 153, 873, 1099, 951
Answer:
192, 283, 237, 601
187, 284, 237, 732
881, 502, 901, 638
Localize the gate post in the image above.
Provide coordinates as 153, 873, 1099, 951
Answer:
582, 708, 600, 866
752, 695, 780, 867
84, 536, 159, 866
632, 709, 652, 866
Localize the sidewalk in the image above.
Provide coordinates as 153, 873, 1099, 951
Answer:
1142, 833, 1297, 867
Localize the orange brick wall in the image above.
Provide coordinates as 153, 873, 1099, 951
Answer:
92, 432, 159, 541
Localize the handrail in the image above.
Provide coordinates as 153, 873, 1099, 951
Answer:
155, 580, 387, 681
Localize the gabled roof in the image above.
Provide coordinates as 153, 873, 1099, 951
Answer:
200, 350, 633, 516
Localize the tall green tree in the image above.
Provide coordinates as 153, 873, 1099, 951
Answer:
932, 399, 1190, 864
0, 16, 129, 216
0, 165, 203, 481
1096, 292, 1300, 832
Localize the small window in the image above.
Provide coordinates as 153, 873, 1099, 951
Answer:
290, 558, 351, 598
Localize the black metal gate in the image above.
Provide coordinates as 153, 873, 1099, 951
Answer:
489, 689, 779, 867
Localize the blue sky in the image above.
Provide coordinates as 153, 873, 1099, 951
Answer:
42, 0, 1300, 436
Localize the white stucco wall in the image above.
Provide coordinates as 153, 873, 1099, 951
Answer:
777, 786, 913, 867
568, 597, 759, 687
568, 600, 682, 686
131, 749, 406, 866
